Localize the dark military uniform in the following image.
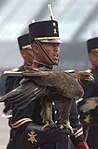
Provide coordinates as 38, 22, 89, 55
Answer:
4, 20, 88, 149
3, 33, 32, 149
4, 66, 25, 149
9, 62, 57, 149
82, 67, 98, 149
9, 63, 88, 149
78, 37, 98, 149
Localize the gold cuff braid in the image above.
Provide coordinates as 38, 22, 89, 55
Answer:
74, 127, 83, 138
10, 118, 32, 128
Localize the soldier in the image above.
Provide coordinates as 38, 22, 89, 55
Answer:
1, 19, 89, 149
4, 33, 34, 149
4, 33, 33, 95
78, 37, 98, 149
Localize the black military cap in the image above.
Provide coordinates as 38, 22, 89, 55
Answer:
29, 20, 62, 44
18, 33, 31, 50
87, 37, 98, 53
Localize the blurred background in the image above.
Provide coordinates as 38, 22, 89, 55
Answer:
1, 0, 98, 71
0, 0, 98, 148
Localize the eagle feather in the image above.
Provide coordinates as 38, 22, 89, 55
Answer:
0, 68, 84, 127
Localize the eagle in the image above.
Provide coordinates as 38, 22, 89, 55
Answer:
75, 71, 94, 88
79, 97, 98, 112
0, 68, 90, 133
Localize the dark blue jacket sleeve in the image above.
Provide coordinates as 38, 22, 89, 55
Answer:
70, 100, 88, 147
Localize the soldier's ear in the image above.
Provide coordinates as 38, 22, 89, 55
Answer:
89, 52, 96, 62
20, 50, 26, 59
31, 43, 39, 54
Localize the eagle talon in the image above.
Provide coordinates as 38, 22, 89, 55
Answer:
58, 123, 74, 135
41, 121, 55, 131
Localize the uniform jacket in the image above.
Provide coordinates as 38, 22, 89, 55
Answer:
79, 66, 98, 149
83, 67, 98, 126
3, 65, 25, 114
7, 62, 88, 149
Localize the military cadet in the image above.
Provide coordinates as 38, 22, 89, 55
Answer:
2, 19, 89, 149
4, 33, 34, 149
4, 33, 33, 95
78, 37, 98, 149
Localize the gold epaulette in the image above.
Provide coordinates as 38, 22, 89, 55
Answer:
10, 118, 32, 128
84, 69, 91, 73
10, 68, 19, 72
4, 68, 19, 74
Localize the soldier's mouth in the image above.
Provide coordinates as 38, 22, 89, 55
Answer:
53, 53, 59, 61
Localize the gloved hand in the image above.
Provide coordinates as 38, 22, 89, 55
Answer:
20, 122, 70, 149
74, 142, 89, 149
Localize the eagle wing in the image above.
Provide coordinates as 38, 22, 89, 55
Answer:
0, 79, 46, 110
23, 69, 84, 99
0, 68, 84, 127
79, 97, 98, 112
75, 71, 94, 88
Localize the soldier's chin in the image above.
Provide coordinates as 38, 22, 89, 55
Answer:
53, 60, 59, 65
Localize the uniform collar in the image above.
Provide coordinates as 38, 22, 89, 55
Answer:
23, 61, 31, 67
92, 65, 98, 70
32, 60, 53, 69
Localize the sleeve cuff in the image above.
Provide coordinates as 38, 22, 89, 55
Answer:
74, 142, 89, 149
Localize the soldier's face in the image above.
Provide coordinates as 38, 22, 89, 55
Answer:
38, 42, 60, 66
20, 49, 34, 64
89, 51, 98, 67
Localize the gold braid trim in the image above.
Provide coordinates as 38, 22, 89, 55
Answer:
11, 118, 32, 128
35, 36, 60, 41
92, 48, 98, 52
22, 44, 31, 50
74, 127, 83, 136
74, 127, 83, 138
75, 131, 83, 138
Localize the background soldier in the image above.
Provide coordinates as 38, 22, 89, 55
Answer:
78, 37, 98, 149
3, 33, 34, 149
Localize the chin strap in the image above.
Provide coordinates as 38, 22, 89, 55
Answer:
35, 40, 57, 65
24, 49, 34, 59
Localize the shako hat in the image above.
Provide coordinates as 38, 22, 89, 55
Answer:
87, 37, 98, 53
18, 33, 31, 50
29, 20, 62, 44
